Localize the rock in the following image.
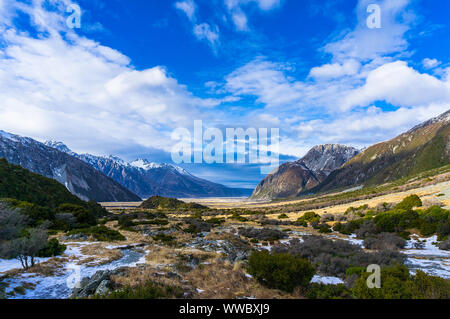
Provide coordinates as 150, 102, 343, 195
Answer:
71, 270, 113, 298
62, 234, 90, 241
95, 280, 111, 296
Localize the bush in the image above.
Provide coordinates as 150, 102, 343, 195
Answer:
248, 250, 316, 292
352, 264, 412, 299
97, 281, 184, 299
229, 212, 248, 222
395, 195, 422, 211
297, 212, 320, 225
278, 214, 289, 219
352, 264, 450, 299
139, 196, 207, 210
306, 283, 352, 299
58, 204, 97, 227
68, 226, 125, 242
38, 238, 66, 257
318, 224, 332, 234
363, 233, 406, 250
152, 234, 177, 246
273, 236, 405, 278
238, 227, 287, 241
118, 215, 135, 229
354, 220, 378, 238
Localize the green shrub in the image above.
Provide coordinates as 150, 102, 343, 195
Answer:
97, 281, 184, 299
207, 218, 225, 226
306, 283, 352, 299
278, 214, 289, 219
118, 215, 135, 229
395, 195, 422, 211
68, 226, 125, 241
139, 196, 207, 210
152, 234, 177, 246
58, 204, 97, 227
345, 266, 366, 278
318, 224, 332, 233
248, 250, 316, 292
38, 238, 66, 257
229, 212, 248, 222
351, 264, 450, 299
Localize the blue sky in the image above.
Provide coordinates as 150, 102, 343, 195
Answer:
0, 0, 450, 189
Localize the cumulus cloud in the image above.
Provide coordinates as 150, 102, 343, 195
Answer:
309, 60, 361, 79
225, 58, 305, 108
0, 0, 225, 155
342, 61, 450, 110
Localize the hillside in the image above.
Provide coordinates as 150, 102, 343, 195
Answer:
0, 131, 141, 202
0, 158, 89, 208
313, 110, 450, 193
251, 144, 359, 199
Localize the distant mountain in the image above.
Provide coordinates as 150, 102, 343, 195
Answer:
45, 141, 253, 199
313, 110, 450, 193
251, 144, 359, 199
0, 131, 141, 202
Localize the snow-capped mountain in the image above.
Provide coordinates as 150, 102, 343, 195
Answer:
251, 144, 359, 199
44, 141, 252, 199
0, 132, 141, 202
315, 109, 450, 192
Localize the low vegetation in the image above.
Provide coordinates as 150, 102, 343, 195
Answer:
248, 250, 316, 292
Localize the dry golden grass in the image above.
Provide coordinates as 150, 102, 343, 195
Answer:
185, 260, 303, 299
79, 244, 123, 267
262, 180, 450, 221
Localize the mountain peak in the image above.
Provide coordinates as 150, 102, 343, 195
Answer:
299, 144, 360, 176
44, 140, 72, 153
130, 158, 162, 170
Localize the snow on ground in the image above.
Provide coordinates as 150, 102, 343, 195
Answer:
311, 275, 344, 285
0, 257, 50, 273
1, 242, 148, 299
405, 258, 450, 279
404, 236, 450, 257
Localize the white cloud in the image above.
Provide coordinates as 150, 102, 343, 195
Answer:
193, 23, 220, 49
422, 58, 441, 69
224, 0, 282, 31
309, 60, 361, 79
324, 0, 415, 62
225, 58, 305, 108
342, 61, 450, 110
0, 0, 225, 155
295, 104, 450, 149
175, 0, 196, 21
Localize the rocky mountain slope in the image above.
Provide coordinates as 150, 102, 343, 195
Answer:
251, 144, 359, 199
45, 142, 252, 199
0, 131, 141, 202
313, 110, 450, 193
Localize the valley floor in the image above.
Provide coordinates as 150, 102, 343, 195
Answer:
2, 172, 450, 299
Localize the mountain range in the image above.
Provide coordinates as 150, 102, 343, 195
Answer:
251, 144, 360, 199
252, 109, 450, 199
0, 131, 140, 203
313, 109, 450, 193
44, 142, 252, 199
